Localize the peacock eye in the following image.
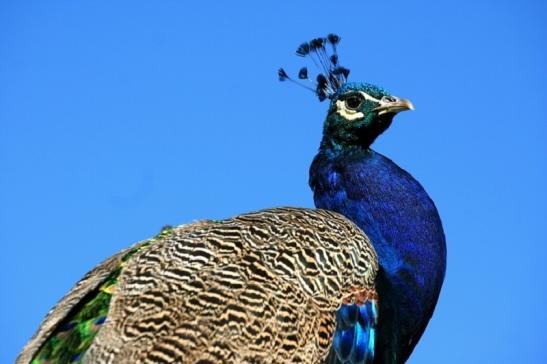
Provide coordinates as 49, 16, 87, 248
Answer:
345, 96, 363, 110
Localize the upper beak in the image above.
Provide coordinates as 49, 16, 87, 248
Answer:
372, 97, 415, 116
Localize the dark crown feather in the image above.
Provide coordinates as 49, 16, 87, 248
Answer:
278, 33, 350, 102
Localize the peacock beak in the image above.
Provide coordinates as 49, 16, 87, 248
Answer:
372, 97, 414, 116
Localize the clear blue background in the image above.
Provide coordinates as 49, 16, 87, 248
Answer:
1, 1, 546, 363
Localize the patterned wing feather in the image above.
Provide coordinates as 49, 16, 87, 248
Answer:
18, 207, 378, 364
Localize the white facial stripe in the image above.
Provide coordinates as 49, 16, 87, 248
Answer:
335, 100, 364, 120
335, 91, 379, 121
357, 91, 381, 103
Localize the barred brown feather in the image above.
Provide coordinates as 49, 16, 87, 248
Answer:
17, 207, 377, 364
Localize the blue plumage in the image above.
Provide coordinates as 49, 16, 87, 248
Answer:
332, 301, 378, 364
311, 149, 446, 363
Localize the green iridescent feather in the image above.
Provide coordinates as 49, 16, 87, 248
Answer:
31, 226, 174, 364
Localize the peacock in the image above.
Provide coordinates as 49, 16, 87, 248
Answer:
17, 34, 445, 364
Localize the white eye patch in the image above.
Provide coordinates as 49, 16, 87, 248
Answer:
335, 100, 364, 120
335, 91, 381, 121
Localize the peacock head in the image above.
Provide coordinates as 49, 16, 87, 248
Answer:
279, 34, 413, 151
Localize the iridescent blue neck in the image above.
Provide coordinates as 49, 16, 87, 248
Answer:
319, 112, 395, 153
309, 146, 446, 362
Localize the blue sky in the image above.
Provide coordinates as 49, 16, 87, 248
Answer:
1, 1, 546, 363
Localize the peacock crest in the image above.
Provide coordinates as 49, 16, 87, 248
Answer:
278, 33, 350, 101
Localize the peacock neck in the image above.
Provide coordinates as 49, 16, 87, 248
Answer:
309, 146, 446, 362
318, 113, 395, 153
